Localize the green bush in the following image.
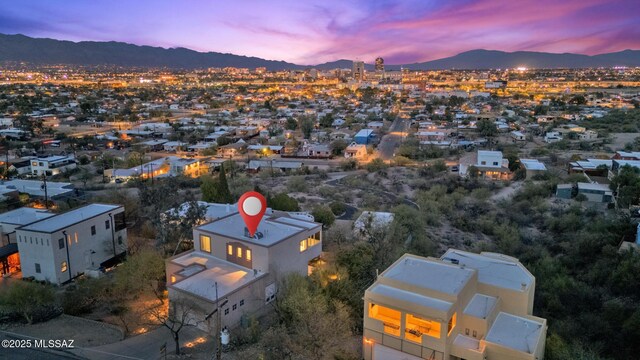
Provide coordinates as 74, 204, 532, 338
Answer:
0, 281, 58, 324
329, 201, 347, 215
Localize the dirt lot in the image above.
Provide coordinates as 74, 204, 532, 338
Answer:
609, 132, 640, 150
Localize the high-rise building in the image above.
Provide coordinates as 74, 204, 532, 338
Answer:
362, 249, 547, 360
375, 57, 384, 72
353, 60, 365, 81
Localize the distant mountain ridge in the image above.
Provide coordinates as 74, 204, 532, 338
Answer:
0, 34, 639, 70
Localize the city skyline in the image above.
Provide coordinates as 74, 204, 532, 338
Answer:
0, 0, 638, 65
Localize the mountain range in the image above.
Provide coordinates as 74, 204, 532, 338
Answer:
1, 34, 639, 71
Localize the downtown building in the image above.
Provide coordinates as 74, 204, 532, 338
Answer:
165, 211, 322, 332
363, 249, 547, 360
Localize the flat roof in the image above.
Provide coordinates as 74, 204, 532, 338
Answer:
520, 159, 547, 171
0, 179, 74, 198
485, 312, 544, 354
369, 283, 453, 312
171, 252, 265, 302
0, 207, 54, 226
442, 250, 533, 292
18, 204, 122, 233
453, 334, 480, 351
577, 182, 611, 192
464, 293, 498, 319
383, 255, 474, 295
197, 212, 320, 247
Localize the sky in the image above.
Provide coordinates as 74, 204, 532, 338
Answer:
0, 0, 638, 65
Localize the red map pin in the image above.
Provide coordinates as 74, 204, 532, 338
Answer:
238, 191, 267, 237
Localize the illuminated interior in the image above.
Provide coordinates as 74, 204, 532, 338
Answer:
300, 239, 307, 252
200, 235, 211, 253
227, 244, 233, 255
405, 313, 441, 342
369, 303, 401, 336
448, 313, 457, 336
307, 232, 321, 247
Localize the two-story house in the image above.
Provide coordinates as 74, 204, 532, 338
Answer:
460, 151, 512, 180
166, 212, 322, 332
15, 203, 127, 284
362, 250, 547, 360
30, 155, 77, 176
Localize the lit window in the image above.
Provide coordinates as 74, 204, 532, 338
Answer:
448, 313, 457, 336
61, 261, 68, 272
227, 244, 233, 255
200, 235, 211, 253
246, 249, 252, 261
405, 313, 441, 340
299, 240, 307, 252
369, 303, 401, 336
170, 275, 176, 284
237, 247, 242, 258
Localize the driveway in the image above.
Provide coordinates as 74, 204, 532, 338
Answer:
70, 325, 208, 360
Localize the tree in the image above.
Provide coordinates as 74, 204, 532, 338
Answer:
477, 119, 497, 138
319, 113, 334, 128
268, 193, 300, 211
312, 206, 335, 228
285, 117, 298, 130
114, 250, 166, 303
610, 165, 640, 208
0, 281, 56, 324
298, 116, 314, 139
329, 139, 348, 156
217, 165, 233, 203
147, 300, 199, 356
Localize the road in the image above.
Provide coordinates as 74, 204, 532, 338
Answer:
377, 117, 408, 160
0, 331, 84, 360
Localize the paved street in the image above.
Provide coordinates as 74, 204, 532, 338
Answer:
377, 117, 408, 159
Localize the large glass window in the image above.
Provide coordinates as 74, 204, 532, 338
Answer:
368, 303, 401, 336
405, 314, 441, 342
448, 313, 457, 336
114, 212, 127, 231
299, 240, 307, 252
307, 232, 321, 247
200, 235, 211, 253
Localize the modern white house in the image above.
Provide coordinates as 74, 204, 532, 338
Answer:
166, 211, 322, 332
363, 250, 547, 360
15, 204, 127, 284
0, 207, 54, 276
460, 151, 512, 180
30, 154, 77, 176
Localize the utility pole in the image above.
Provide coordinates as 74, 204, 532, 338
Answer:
215, 282, 221, 360
41, 174, 49, 209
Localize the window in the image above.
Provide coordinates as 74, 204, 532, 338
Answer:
232, 304, 237, 311
237, 247, 242, 258
299, 239, 307, 252
200, 235, 211, 253
35, 263, 41, 273
481, 161, 486, 165
405, 313, 441, 341
246, 249, 252, 261
114, 212, 126, 231
224, 308, 229, 315
58, 238, 65, 249
105, 220, 110, 229
369, 304, 401, 336
448, 312, 457, 336
472, 330, 477, 338
118, 236, 122, 245
227, 244, 233, 255
91, 225, 96, 235
170, 275, 176, 283
492, 161, 499, 166
240, 300, 244, 307
465, 328, 470, 336
32, 161, 37, 166
61, 261, 68, 272
307, 232, 321, 247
